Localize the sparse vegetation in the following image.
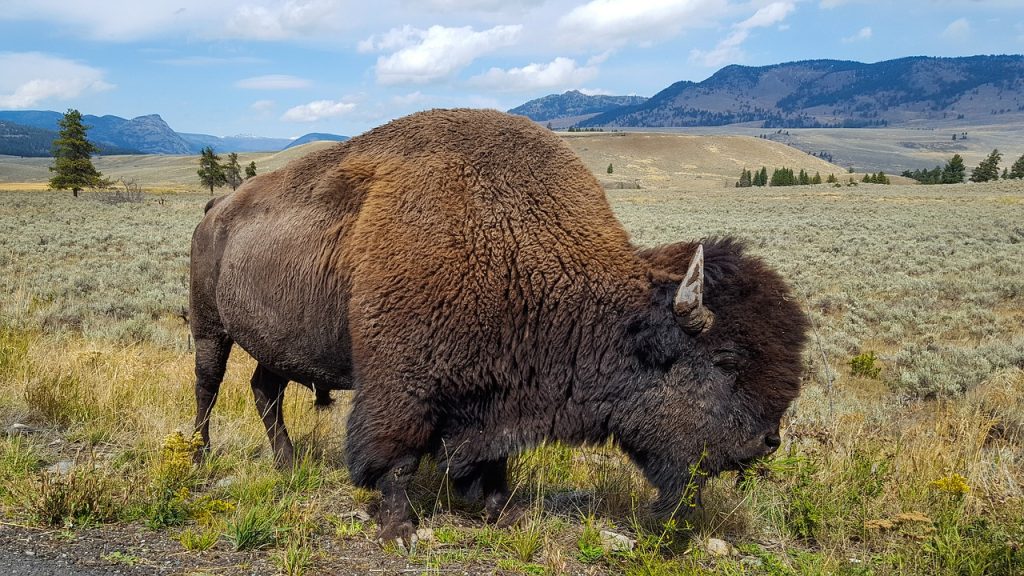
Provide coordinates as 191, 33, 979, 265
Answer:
0, 178, 1021, 574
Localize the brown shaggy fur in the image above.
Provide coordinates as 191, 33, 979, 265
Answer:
189, 109, 808, 543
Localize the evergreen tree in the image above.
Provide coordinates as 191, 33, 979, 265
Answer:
197, 146, 227, 194
798, 169, 810, 185
877, 171, 889, 184
862, 173, 871, 183
970, 149, 1002, 183
826, 173, 838, 184
757, 167, 768, 186
48, 109, 103, 197
811, 172, 822, 185
607, 163, 614, 174
941, 154, 966, 184
245, 161, 257, 179
737, 168, 752, 188
1009, 153, 1024, 179
224, 152, 243, 190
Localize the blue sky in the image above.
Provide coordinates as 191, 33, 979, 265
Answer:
2, 0, 1022, 138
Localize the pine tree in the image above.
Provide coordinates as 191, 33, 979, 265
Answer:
737, 168, 752, 187
970, 149, 1002, 183
197, 146, 227, 194
245, 161, 257, 179
224, 152, 243, 190
48, 109, 103, 197
798, 169, 810, 185
1009, 153, 1024, 179
811, 172, 822, 185
826, 173, 838, 184
941, 154, 966, 184
607, 163, 614, 174
756, 167, 768, 186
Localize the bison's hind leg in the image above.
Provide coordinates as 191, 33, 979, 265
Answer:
193, 335, 233, 463
452, 458, 524, 527
251, 364, 295, 469
345, 388, 435, 547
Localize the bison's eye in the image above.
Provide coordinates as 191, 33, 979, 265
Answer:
712, 348, 745, 372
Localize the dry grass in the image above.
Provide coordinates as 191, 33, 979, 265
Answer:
0, 178, 1022, 574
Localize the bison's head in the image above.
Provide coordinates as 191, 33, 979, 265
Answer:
624, 237, 808, 512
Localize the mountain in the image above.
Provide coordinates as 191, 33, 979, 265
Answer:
578, 55, 1024, 129
0, 110, 349, 156
508, 90, 649, 123
284, 133, 350, 149
0, 111, 190, 154
0, 121, 57, 157
178, 133, 295, 154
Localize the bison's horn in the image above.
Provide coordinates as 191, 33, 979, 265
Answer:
673, 244, 714, 335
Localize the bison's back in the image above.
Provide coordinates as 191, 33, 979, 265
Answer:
342, 110, 651, 444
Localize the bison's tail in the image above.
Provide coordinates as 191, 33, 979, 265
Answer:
203, 195, 229, 213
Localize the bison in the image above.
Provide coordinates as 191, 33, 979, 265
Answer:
189, 109, 808, 543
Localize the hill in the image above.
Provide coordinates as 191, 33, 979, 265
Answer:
1, 134, 862, 190
284, 133, 350, 149
571, 55, 1024, 129
557, 132, 863, 190
508, 90, 648, 124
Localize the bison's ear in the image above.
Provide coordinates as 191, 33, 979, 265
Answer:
673, 244, 714, 335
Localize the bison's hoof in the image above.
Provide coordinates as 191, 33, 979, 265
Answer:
485, 503, 526, 528
376, 520, 417, 552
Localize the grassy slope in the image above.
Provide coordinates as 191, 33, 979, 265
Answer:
0, 178, 1022, 573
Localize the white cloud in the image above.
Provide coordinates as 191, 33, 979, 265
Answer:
690, 1, 795, 67
404, 0, 546, 12
281, 99, 356, 122
225, 0, 342, 41
235, 74, 312, 89
842, 26, 872, 43
391, 91, 428, 106
362, 24, 522, 84
470, 57, 599, 92
250, 99, 275, 113
559, 0, 729, 46
0, 0, 345, 42
155, 56, 268, 66
0, 52, 113, 109
942, 17, 971, 41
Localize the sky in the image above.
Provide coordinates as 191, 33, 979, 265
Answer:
2, 0, 1023, 139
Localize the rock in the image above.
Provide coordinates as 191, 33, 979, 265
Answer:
7, 423, 33, 435
341, 509, 372, 522
740, 556, 763, 568
599, 529, 636, 553
214, 476, 236, 489
415, 528, 435, 543
46, 460, 74, 475
704, 537, 737, 557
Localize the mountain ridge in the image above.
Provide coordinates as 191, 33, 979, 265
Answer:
0, 111, 348, 157
574, 55, 1024, 128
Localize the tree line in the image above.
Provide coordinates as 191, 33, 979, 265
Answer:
902, 150, 1024, 184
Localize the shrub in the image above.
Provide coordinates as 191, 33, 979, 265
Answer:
849, 351, 882, 379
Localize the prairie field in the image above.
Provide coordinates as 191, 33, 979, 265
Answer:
0, 177, 1023, 575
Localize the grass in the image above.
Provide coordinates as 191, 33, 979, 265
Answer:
0, 182, 1022, 574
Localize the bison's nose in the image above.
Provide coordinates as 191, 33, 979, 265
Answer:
764, 433, 782, 454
